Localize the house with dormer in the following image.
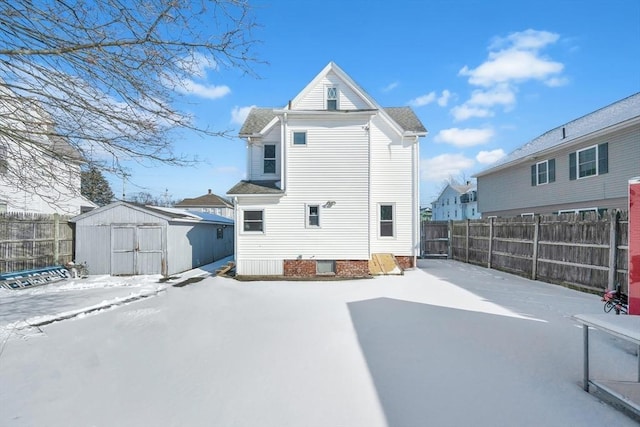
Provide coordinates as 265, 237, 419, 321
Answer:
475, 93, 640, 217
227, 62, 427, 277
431, 182, 480, 221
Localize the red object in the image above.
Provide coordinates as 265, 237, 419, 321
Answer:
629, 178, 640, 315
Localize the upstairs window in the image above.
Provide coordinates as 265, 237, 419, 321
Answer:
263, 144, 276, 174
531, 159, 555, 186
216, 228, 224, 239
326, 86, 338, 110
293, 131, 307, 145
380, 204, 394, 237
569, 143, 608, 180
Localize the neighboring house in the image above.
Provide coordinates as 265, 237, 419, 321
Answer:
174, 189, 234, 219
431, 182, 480, 221
0, 88, 96, 215
71, 201, 234, 276
475, 93, 640, 217
420, 206, 432, 221
227, 62, 427, 277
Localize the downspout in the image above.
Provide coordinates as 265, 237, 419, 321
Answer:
233, 196, 238, 271
280, 113, 288, 191
412, 135, 420, 264
367, 116, 372, 260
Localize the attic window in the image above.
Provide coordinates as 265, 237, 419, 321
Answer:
326, 86, 338, 110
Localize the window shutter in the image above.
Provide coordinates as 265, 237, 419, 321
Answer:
548, 159, 556, 182
569, 152, 576, 180
531, 165, 537, 186
598, 143, 608, 174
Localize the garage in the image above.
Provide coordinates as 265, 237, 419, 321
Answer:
71, 202, 234, 276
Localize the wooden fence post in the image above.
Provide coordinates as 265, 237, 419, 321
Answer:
54, 213, 60, 264
448, 220, 453, 259
488, 217, 494, 269
532, 215, 540, 280
607, 211, 618, 290
465, 219, 470, 263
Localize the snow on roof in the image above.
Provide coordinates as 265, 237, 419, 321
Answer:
476, 92, 640, 177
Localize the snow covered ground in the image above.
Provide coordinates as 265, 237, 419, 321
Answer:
0, 258, 638, 426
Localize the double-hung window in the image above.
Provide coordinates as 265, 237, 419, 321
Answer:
243, 210, 264, 232
263, 144, 276, 174
570, 143, 608, 180
380, 204, 394, 237
326, 86, 338, 110
306, 204, 320, 227
531, 159, 555, 186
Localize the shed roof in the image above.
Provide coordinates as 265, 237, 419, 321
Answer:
71, 201, 234, 225
475, 92, 640, 177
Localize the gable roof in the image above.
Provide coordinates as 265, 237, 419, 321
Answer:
238, 62, 427, 138
70, 201, 233, 224
475, 92, 640, 177
239, 106, 426, 136
175, 191, 233, 208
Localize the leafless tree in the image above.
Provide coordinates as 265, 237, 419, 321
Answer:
0, 0, 259, 206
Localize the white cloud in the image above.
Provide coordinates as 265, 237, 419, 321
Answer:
545, 76, 569, 87
231, 105, 256, 125
421, 153, 475, 182
434, 128, 495, 148
437, 90, 452, 107
451, 104, 494, 121
459, 50, 564, 87
467, 85, 516, 107
476, 149, 506, 164
409, 92, 436, 107
459, 29, 564, 87
175, 80, 230, 99
176, 52, 218, 77
382, 81, 399, 92
489, 29, 559, 51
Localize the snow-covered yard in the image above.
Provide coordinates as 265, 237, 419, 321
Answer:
0, 258, 637, 426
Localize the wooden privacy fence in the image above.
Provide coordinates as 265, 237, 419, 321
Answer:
422, 211, 629, 294
0, 213, 74, 273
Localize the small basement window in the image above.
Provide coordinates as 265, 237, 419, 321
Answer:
317, 260, 335, 275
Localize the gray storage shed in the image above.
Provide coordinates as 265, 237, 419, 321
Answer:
70, 202, 234, 276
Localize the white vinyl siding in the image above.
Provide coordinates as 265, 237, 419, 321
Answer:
294, 73, 370, 111
369, 120, 415, 255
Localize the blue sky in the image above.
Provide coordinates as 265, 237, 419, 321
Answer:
108, 0, 640, 206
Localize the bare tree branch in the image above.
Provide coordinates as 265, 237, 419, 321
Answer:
0, 0, 260, 207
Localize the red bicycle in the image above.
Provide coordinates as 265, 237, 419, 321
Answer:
602, 284, 628, 315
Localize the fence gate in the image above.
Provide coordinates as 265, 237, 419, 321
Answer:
111, 225, 164, 275
421, 221, 450, 258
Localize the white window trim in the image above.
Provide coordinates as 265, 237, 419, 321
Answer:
325, 85, 339, 110
379, 203, 395, 238
576, 144, 598, 179
536, 160, 549, 185
305, 203, 321, 228
521, 212, 535, 217
242, 209, 265, 234
292, 131, 307, 146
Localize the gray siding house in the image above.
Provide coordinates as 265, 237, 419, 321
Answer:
475, 93, 640, 217
71, 202, 234, 276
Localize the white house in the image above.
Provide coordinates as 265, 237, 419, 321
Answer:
0, 88, 96, 215
431, 182, 480, 221
227, 62, 427, 277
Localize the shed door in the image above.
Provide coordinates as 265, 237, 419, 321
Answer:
136, 226, 164, 275
111, 225, 164, 275
112, 226, 136, 275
